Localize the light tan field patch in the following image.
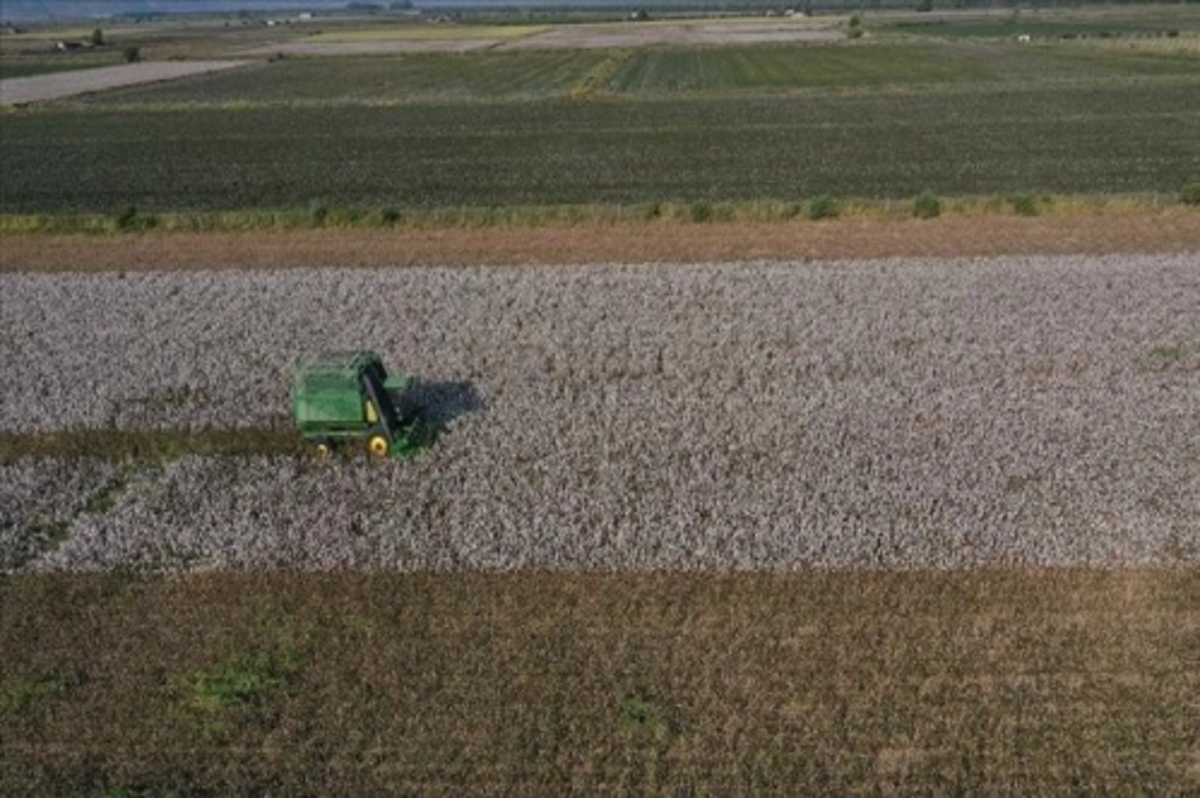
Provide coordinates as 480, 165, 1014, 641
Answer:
497, 20, 842, 51
0, 60, 250, 104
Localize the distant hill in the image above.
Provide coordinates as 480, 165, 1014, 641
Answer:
1, 0, 1161, 23
1, 1, 357, 22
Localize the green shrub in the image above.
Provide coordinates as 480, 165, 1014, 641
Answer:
689, 202, 713, 223
114, 205, 157, 232
807, 195, 839, 220
379, 207, 402, 225
1181, 181, 1200, 206
326, 206, 366, 227
122, 45, 140, 63
1008, 193, 1039, 217
913, 191, 943, 219
115, 205, 138, 230
308, 200, 329, 227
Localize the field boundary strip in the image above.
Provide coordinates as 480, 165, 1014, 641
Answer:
2, 210, 1198, 273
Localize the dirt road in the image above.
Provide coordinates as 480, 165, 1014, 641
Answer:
3, 210, 1197, 272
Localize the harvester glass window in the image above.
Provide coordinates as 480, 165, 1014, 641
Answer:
365, 399, 378, 424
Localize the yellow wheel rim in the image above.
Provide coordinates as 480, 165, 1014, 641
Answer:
367, 435, 389, 458
315, 443, 331, 459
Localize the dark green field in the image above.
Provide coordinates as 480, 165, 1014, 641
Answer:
0, 53, 122, 81
3, 80, 1198, 214
2, 571, 1196, 794
3, 34, 1198, 216
607, 41, 1200, 93
2, 31, 1200, 214
57, 40, 1200, 103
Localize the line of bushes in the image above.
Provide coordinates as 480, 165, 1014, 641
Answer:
1, 187, 1196, 236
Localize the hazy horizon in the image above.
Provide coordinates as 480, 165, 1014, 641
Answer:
3, 0, 718, 23
4, 1, 379, 22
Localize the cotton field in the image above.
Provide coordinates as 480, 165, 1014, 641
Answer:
2, 254, 1198, 572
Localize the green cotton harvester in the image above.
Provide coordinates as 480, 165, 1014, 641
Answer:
291, 350, 424, 459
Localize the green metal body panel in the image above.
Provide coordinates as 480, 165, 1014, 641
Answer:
291, 350, 421, 458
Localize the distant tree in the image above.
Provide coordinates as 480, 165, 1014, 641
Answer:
916, 0, 934, 12
123, 45, 140, 63
90, 28, 105, 46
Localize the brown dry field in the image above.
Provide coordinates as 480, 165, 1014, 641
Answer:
2, 571, 1197, 793
4, 209, 1199, 272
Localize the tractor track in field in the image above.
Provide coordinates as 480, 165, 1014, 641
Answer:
0, 427, 302, 463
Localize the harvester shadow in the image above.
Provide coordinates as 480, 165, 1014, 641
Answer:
395, 380, 486, 448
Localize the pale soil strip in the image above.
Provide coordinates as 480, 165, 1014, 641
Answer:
2, 210, 1198, 272
497, 22, 841, 51
244, 39, 500, 56
0, 60, 250, 105
245, 20, 839, 56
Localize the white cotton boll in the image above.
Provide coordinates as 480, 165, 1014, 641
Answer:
2, 254, 1198, 572
0, 458, 119, 572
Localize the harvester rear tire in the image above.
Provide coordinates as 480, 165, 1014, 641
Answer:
367, 435, 390, 459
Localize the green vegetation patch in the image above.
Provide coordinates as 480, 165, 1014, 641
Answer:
0, 671, 74, 715
184, 644, 304, 740
912, 191, 943, 219
1149, 343, 1190, 362
0, 54, 123, 80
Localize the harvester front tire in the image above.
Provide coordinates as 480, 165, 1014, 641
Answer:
367, 435, 390, 459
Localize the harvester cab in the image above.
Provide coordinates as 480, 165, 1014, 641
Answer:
291, 350, 423, 459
